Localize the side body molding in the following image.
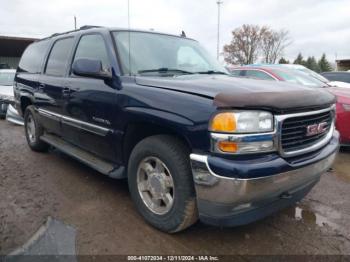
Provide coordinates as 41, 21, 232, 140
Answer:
37, 108, 112, 136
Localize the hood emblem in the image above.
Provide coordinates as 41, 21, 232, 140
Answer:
306, 122, 328, 136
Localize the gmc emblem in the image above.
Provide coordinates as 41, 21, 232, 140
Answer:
306, 122, 328, 136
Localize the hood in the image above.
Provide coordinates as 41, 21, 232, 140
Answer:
135, 75, 336, 113
0, 85, 14, 97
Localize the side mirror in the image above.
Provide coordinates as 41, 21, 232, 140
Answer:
72, 58, 112, 80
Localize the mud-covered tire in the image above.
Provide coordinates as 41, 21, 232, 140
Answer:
24, 106, 49, 152
128, 135, 198, 233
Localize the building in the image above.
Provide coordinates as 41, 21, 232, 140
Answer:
0, 35, 38, 69
336, 58, 350, 71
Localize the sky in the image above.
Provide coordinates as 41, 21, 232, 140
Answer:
1, 0, 349, 64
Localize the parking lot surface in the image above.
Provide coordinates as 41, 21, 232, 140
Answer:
1, 120, 350, 255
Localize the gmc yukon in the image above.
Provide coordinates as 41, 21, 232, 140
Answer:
14, 26, 339, 232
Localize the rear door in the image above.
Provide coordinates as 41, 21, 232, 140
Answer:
38, 37, 75, 136
63, 33, 118, 162
15, 40, 50, 115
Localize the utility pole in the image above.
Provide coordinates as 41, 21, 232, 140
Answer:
74, 16, 77, 30
127, 0, 130, 29
216, 0, 223, 60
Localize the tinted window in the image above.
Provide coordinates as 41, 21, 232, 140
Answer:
245, 70, 275, 80
18, 41, 50, 73
73, 34, 110, 71
45, 38, 74, 77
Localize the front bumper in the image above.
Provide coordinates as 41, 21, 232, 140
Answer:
190, 132, 339, 227
6, 104, 24, 125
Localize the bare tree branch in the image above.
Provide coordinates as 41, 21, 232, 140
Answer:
223, 24, 268, 65
261, 29, 291, 64
223, 25, 292, 65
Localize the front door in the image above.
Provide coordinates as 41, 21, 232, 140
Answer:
63, 34, 118, 162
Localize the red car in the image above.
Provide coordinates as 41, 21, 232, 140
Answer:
230, 66, 350, 146
329, 87, 350, 145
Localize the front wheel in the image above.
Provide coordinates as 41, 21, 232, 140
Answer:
128, 135, 198, 233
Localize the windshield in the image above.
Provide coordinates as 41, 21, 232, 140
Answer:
270, 69, 326, 87
0, 71, 15, 86
297, 67, 329, 83
113, 31, 227, 76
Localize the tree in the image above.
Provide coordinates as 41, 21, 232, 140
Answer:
223, 24, 269, 65
279, 57, 289, 64
293, 53, 306, 66
318, 53, 332, 72
261, 29, 291, 64
305, 56, 320, 72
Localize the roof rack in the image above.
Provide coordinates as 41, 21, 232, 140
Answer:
44, 25, 104, 40
79, 25, 102, 30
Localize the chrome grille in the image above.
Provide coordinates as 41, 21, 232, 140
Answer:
281, 110, 333, 153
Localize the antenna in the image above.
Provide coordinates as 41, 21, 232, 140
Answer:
127, 0, 131, 76
216, 0, 223, 60
74, 16, 77, 30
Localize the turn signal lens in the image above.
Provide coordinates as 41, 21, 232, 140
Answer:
211, 113, 236, 132
218, 141, 238, 153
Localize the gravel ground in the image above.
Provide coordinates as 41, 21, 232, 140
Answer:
1, 120, 350, 256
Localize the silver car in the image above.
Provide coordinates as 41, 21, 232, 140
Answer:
0, 69, 23, 125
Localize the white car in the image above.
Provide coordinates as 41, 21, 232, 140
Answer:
0, 69, 16, 118
0, 69, 23, 125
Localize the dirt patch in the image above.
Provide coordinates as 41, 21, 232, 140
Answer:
1, 120, 350, 255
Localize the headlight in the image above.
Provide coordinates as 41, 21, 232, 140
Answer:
210, 110, 275, 154
210, 111, 274, 133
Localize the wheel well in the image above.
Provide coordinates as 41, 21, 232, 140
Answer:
123, 122, 191, 166
20, 97, 32, 115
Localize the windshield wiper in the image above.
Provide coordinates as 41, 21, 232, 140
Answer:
194, 70, 228, 75
138, 68, 194, 75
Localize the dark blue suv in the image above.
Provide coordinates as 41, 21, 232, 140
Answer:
15, 26, 339, 232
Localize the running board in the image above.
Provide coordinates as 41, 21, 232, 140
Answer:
40, 134, 126, 179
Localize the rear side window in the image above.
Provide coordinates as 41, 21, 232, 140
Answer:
245, 70, 275, 80
18, 41, 50, 73
45, 38, 74, 77
72, 34, 110, 72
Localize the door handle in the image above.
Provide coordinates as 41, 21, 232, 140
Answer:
62, 87, 71, 97
38, 83, 45, 91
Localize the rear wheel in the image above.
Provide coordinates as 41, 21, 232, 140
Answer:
128, 135, 198, 233
24, 106, 49, 152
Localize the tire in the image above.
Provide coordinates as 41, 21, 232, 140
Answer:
0, 102, 7, 119
128, 135, 198, 233
24, 105, 49, 152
